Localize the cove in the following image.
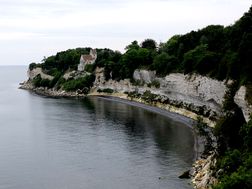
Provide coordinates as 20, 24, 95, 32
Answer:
0, 66, 195, 189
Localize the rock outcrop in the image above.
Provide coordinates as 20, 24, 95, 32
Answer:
92, 68, 252, 124
63, 70, 91, 80
192, 153, 218, 189
133, 69, 156, 83
24, 67, 251, 124
234, 86, 252, 122
28, 67, 54, 80
92, 68, 228, 123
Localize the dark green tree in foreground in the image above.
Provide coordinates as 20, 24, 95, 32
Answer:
141, 39, 157, 50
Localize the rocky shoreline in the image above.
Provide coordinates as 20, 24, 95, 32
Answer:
19, 81, 218, 189
19, 81, 86, 98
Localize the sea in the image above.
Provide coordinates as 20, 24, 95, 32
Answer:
0, 66, 195, 189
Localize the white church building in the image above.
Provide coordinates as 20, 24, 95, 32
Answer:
78, 49, 97, 71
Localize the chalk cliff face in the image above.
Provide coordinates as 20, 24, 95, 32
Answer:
93, 68, 225, 120
133, 69, 156, 83
28, 68, 54, 80
93, 68, 251, 122
157, 73, 226, 116
234, 86, 252, 122
26, 67, 251, 122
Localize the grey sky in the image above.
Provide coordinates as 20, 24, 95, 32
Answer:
0, 0, 251, 65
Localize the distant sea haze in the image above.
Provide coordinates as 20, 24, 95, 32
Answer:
0, 66, 194, 189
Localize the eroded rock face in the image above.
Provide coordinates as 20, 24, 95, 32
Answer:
93, 69, 228, 121
192, 153, 218, 189
158, 73, 226, 115
63, 70, 90, 80
93, 67, 134, 93
234, 86, 252, 122
28, 68, 54, 80
133, 69, 156, 83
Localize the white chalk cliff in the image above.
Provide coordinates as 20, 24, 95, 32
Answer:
234, 86, 252, 121
93, 68, 251, 122
28, 67, 54, 80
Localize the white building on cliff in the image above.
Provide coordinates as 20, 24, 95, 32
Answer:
78, 49, 97, 71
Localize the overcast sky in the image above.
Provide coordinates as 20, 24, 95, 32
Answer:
0, 0, 251, 65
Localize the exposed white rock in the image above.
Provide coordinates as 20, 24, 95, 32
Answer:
133, 69, 156, 83
63, 70, 90, 80
192, 153, 218, 189
234, 86, 252, 122
158, 73, 226, 114
93, 67, 135, 93
94, 69, 228, 121
63, 70, 76, 80
28, 68, 54, 80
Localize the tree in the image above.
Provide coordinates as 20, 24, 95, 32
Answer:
137, 48, 152, 66
182, 44, 220, 75
125, 40, 140, 51
160, 35, 181, 55
152, 52, 178, 76
141, 39, 157, 50
214, 106, 246, 153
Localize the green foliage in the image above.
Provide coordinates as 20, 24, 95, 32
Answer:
41, 48, 90, 72
125, 40, 140, 51
160, 35, 181, 55
195, 117, 209, 136
214, 152, 252, 189
245, 84, 252, 105
217, 51, 238, 80
141, 90, 158, 103
118, 47, 154, 79
32, 75, 42, 87
97, 88, 114, 93
223, 81, 239, 111
240, 118, 252, 150
131, 79, 145, 86
62, 74, 95, 92
219, 150, 242, 174
29, 63, 37, 70
29, 5, 252, 84
46, 68, 62, 77
152, 52, 178, 76
214, 115, 252, 189
84, 64, 95, 73
32, 75, 51, 88
49, 72, 62, 88
214, 167, 252, 189
95, 49, 121, 68
150, 80, 160, 88
182, 44, 220, 75
195, 117, 214, 153
141, 39, 157, 50
214, 107, 246, 153
55, 77, 66, 90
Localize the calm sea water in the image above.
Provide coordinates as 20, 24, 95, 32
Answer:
0, 66, 195, 189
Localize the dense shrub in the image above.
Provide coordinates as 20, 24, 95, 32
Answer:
29, 63, 37, 70
32, 75, 51, 88
97, 88, 114, 93
62, 74, 95, 92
